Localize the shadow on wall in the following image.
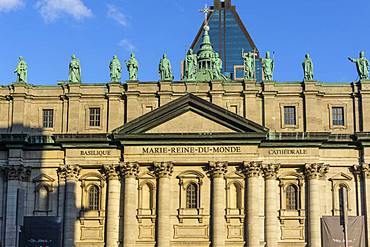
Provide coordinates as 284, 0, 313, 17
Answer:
0, 125, 84, 247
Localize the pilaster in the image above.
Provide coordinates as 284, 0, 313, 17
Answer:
208, 161, 227, 247
305, 163, 328, 247
360, 163, 370, 245
154, 162, 173, 247
242, 161, 262, 247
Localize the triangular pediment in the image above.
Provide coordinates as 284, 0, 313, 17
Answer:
113, 94, 267, 140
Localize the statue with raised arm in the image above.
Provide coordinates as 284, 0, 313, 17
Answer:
69, 54, 81, 83
348, 51, 369, 80
262, 51, 274, 81
125, 53, 139, 80
109, 55, 122, 82
242, 50, 255, 80
303, 53, 314, 81
159, 54, 174, 81
185, 49, 197, 80
14, 56, 27, 83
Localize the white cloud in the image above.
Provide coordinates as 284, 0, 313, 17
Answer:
118, 39, 136, 52
36, 0, 92, 22
107, 4, 129, 27
0, 0, 24, 12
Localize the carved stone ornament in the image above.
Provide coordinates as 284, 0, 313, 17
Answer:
5, 165, 32, 181
360, 163, 370, 178
120, 162, 139, 178
58, 164, 81, 181
242, 161, 262, 178
208, 161, 228, 178
153, 162, 173, 178
305, 163, 329, 180
103, 164, 120, 180
263, 163, 280, 179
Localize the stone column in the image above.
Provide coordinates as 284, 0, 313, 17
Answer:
120, 162, 139, 247
208, 161, 227, 247
4, 165, 30, 247
242, 161, 262, 247
104, 164, 121, 247
154, 162, 174, 247
361, 164, 370, 244
59, 164, 81, 247
263, 164, 280, 247
305, 163, 328, 247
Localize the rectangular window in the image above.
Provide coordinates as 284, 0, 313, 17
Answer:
42, 109, 54, 128
284, 106, 296, 126
332, 107, 344, 126
89, 108, 101, 127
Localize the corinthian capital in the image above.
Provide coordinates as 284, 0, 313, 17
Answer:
120, 162, 139, 178
58, 164, 81, 181
208, 161, 228, 178
5, 165, 32, 181
154, 162, 173, 178
242, 161, 262, 178
360, 163, 370, 178
305, 163, 329, 180
263, 163, 280, 180
103, 164, 120, 180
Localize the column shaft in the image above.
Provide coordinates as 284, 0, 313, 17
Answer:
243, 161, 262, 247
4, 180, 20, 247
247, 176, 260, 247
265, 179, 278, 247
123, 177, 137, 246
64, 179, 78, 246
121, 162, 139, 247
154, 162, 173, 247
363, 168, 370, 244
157, 176, 171, 247
106, 178, 121, 247
308, 178, 320, 247
59, 164, 80, 247
305, 163, 328, 247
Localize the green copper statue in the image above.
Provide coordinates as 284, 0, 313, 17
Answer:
69, 55, 81, 83
262, 51, 274, 81
109, 55, 122, 82
348, 51, 369, 80
125, 53, 139, 80
242, 50, 255, 80
14, 56, 27, 83
185, 49, 197, 80
159, 54, 174, 81
212, 52, 223, 78
303, 53, 314, 81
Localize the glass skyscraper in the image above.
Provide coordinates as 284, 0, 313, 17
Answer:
191, 0, 262, 81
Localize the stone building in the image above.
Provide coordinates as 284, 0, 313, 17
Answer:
1, 2, 370, 247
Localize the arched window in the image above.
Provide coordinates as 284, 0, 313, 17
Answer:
286, 185, 298, 210
38, 186, 49, 211
186, 183, 198, 209
88, 185, 99, 210
142, 183, 153, 209
229, 183, 242, 209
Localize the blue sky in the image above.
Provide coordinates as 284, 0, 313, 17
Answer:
0, 0, 370, 85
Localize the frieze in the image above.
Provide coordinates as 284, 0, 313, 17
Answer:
142, 146, 242, 155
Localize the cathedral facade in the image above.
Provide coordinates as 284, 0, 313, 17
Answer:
1, 77, 370, 247
1, 1, 370, 247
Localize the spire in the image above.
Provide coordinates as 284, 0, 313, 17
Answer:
197, 24, 214, 59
